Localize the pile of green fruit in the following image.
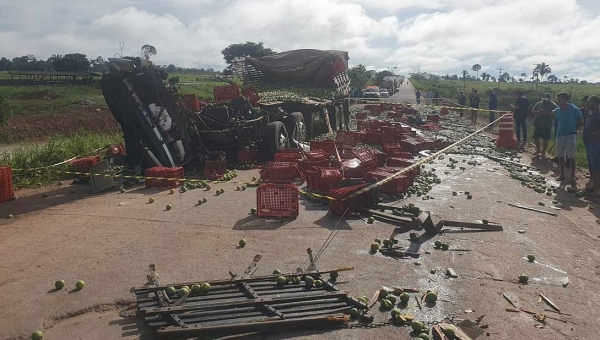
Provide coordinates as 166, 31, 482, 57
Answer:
216, 169, 237, 182
404, 171, 441, 198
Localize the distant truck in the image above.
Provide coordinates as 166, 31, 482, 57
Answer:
381, 75, 403, 94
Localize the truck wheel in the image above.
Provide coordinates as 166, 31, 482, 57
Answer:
267, 121, 289, 153
290, 112, 306, 145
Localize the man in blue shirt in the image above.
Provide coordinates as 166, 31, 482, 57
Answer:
554, 92, 584, 182
583, 96, 600, 195
488, 88, 498, 131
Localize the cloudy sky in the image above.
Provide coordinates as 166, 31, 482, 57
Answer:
2, 0, 600, 81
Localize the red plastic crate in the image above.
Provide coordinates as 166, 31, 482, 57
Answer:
237, 147, 257, 165
256, 183, 299, 218
362, 131, 382, 145
274, 152, 302, 163
183, 94, 202, 111
341, 159, 367, 179
387, 158, 420, 176
305, 169, 321, 191
335, 131, 362, 147
260, 162, 302, 183
310, 140, 337, 156
304, 150, 329, 162
297, 159, 330, 177
388, 151, 413, 159
328, 183, 372, 215
213, 84, 241, 103
367, 170, 410, 196
241, 86, 260, 106
398, 138, 426, 154
427, 114, 440, 123
319, 167, 343, 192
70, 155, 101, 172
204, 157, 226, 180
145, 166, 184, 188
356, 112, 367, 120
382, 142, 404, 155
0, 167, 14, 204
382, 165, 415, 183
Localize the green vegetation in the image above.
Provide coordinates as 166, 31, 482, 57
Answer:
0, 85, 106, 116
0, 132, 122, 187
411, 76, 598, 168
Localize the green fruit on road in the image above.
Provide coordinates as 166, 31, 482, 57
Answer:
216, 190, 221, 196
379, 289, 388, 299
425, 292, 437, 304
251, 208, 257, 214
305, 276, 315, 288
166, 286, 177, 296
252, 176, 257, 181
380, 299, 393, 310
169, 189, 175, 194
374, 238, 382, 244
349, 307, 360, 317
202, 197, 208, 203
467, 195, 473, 199
239, 239, 246, 247
367, 217, 375, 224
7, 214, 14, 219
241, 186, 246, 191
400, 292, 410, 303
276, 276, 287, 286
443, 328, 455, 337
200, 283, 211, 293
409, 232, 418, 240
55, 280, 65, 290
370, 242, 380, 252
434, 240, 442, 248
421, 325, 430, 333
330, 271, 339, 280
166, 204, 172, 210
191, 284, 201, 294
206, 185, 212, 190
31, 330, 44, 340
386, 295, 397, 305
315, 280, 323, 287
75, 280, 85, 290
197, 199, 203, 205
382, 239, 391, 247
391, 308, 401, 318
527, 254, 535, 262
178, 287, 190, 296
418, 334, 430, 340
519, 274, 529, 283
411, 321, 423, 332
292, 276, 301, 284
220, 188, 225, 194
482, 219, 489, 224
237, 186, 242, 191
273, 269, 282, 275
149, 197, 155, 203
441, 243, 449, 251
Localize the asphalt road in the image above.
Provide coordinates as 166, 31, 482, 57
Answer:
386, 81, 417, 104
1, 110, 599, 340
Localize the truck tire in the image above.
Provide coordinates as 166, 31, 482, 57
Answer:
266, 121, 290, 154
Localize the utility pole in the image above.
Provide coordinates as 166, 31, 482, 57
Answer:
119, 42, 125, 58
496, 67, 503, 89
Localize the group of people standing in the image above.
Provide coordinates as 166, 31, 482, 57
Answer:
415, 89, 440, 105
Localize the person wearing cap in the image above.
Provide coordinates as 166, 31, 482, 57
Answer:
487, 88, 498, 131
554, 92, 584, 182
531, 93, 557, 157
583, 96, 600, 195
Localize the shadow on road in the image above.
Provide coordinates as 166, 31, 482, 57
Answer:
232, 214, 294, 230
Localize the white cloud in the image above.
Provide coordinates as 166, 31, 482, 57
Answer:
1, 0, 600, 81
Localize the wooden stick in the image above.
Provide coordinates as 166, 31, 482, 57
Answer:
507, 203, 558, 216
539, 293, 561, 313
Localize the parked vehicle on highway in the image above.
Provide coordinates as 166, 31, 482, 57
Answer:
379, 89, 389, 98
362, 87, 380, 99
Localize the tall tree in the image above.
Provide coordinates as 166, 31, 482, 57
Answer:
471, 64, 481, 80
347, 64, 370, 90
461, 70, 469, 91
501, 72, 510, 82
0, 57, 13, 71
375, 70, 394, 85
221, 42, 275, 70
520, 72, 527, 78
480, 72, 490, 81
53, 53, 90, 72
547, 75, 558, 83
141, 44, 157, 63
534, 62, 551, 81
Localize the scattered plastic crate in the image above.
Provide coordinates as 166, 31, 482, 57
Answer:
213, 84, 240, 103
310, 140, 337, 156
304, 150, 329, 161
328, 183, 372, 215
0, 167, 14, 204
297, 159, 330, 176
256, 183, 299, 218
273, 152, 302, 163
349, 150, 378, 172
183, 94, 202, 111
335, 131, 362, 147
363, 149, 387, 167
356, 112, 367, 120
319, 167, 343, 192
241, 86, 260, 106
305, 169, 321, 191
70, 155, 101, 172
427, 114, 440, 123
341, 159, 367, 179
237, 147, 257, 165
388, 151, 413, 159
361, 131, 382, 145
386, 158, 420, 176
204, 157, 226, 180
260, 162, 302, 183
366, 170, 409, 196
398, 138, 426, 154
145, 166, 184, 189
382, 142, 404, 155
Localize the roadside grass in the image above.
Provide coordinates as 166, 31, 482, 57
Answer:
0, 132, 123, 188
412, 78, 595, 169
0, 85, 106, 116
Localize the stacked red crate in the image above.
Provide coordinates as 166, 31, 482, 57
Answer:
146, 166, 184, 188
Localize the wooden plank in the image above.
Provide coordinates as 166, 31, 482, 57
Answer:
441, 220, 503, 231
141, 291, 348, 315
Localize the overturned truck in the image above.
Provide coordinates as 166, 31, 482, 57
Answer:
100, 49, 349, 177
